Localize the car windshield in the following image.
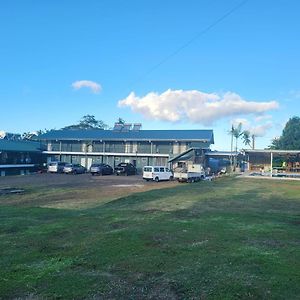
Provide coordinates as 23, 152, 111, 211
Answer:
65, 164, 73, 167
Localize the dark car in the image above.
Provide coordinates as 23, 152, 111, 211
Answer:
63, 163, 86, 174
90, 163, 113, 176
114, 162, 137, 176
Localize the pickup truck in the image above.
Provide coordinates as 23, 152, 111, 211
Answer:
174, 163, 205, 183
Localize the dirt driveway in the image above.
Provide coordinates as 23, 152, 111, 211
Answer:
0, 173, 179, 209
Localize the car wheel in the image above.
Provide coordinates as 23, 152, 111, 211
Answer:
155, 177, 159, 182
73, 170, 77, 175
169, 176, 174, 181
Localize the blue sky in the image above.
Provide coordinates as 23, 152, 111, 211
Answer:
1, 0, 299, 150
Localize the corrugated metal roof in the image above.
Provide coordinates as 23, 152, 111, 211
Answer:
206, 151, 239, 157
244, 149, 300, 154
0, 140, 45, 152
168, 148, 196, 163
38, 129, 214, 143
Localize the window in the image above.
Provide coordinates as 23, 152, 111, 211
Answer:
160, 167, 165, 172
154, 167, 159, 172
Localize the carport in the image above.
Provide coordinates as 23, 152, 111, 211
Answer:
244, 149, 300, 177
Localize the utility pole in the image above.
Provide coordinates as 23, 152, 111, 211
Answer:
251, 135, 255, 150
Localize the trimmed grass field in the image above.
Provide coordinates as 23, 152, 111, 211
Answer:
0, 177, 299, 299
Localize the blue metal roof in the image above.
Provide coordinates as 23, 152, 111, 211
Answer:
0, 140, 45, 152
38, 129, 214, 143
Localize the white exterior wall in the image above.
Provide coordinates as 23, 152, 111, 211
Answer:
173, 142, 180, 155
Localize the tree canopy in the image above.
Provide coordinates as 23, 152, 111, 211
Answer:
270, 116, 300, 150
62, 115, 108, 130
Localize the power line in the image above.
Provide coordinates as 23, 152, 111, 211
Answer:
130, 0, 249, 89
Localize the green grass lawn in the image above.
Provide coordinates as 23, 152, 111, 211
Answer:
1, 177, 299, 299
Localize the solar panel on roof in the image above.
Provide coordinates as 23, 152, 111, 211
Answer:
113, 123, 123, 131
122, 123, 132, 131
132, 123, 142, 131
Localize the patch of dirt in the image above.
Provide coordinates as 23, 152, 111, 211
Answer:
0, 187, 25, 195
0, 173, 178, 209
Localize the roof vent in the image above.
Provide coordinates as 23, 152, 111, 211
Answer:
132, 123, 142, 131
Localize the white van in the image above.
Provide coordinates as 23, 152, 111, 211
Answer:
143, 166, 173, 182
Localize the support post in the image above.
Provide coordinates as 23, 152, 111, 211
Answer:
270, 152, 273, 177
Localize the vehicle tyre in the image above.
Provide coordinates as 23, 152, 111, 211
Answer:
169, 176, 174, 181
73, 170, 77, 175
155, 176, 159, 182
91, 173, 95, 176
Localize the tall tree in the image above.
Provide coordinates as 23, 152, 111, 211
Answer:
232, 123, 243, 152
229, 123, 251, 168
117, 117, 125, 125
228, 125, 235, 167
270, 116, 300, 149
62, 115, 108, 130
22, 129, 52, 140
242, 130, 251, 147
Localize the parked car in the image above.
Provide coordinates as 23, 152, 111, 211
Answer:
63, 163, 86, 174
90, 163, 113, 176
143, 166, 173, 182
47, 161, 67, 173
114, 162, 137, 176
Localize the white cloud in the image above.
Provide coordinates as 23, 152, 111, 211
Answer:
254, 115, 272, 122
232, 118, 250, 128
118, 89, 279, 125
72, 80, 102, 94
250, 122, 273, 137
231, 117, 273, 137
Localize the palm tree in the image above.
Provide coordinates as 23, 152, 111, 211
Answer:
228, 125, 235, 168
229, 123, 251, 169
232, 123, 243, 152
242, 130, 251, 147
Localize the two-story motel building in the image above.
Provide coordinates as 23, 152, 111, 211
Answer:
38, 125, 214, 172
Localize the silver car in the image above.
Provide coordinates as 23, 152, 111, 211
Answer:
47, 161, 67, 173
63, 164, 86, 174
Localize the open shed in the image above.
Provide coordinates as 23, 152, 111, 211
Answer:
244, 149, 300, 177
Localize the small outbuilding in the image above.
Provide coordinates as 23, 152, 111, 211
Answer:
244, 149, 300, 177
